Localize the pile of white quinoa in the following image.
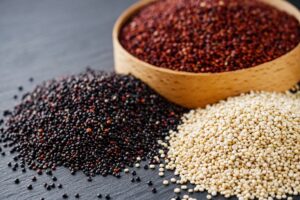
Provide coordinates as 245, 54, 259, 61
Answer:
165, 91, 300, 200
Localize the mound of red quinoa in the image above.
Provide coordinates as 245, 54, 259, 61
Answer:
120, 0, 300, 73
1, 69, 187, 177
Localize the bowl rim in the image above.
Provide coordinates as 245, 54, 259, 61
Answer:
113, 0, 300, 77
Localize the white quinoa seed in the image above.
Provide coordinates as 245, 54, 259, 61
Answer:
207, 194, 212, 200
170, 178, 176, 183
149, 164, 155, 169
165, 92, 300, 200
135, 163, 140, 168
159, 172, 164, 177
181, 185, 188, 190
174, 188, 181, 193
163, 180, 169, 185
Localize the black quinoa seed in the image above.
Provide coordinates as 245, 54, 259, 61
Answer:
105, 194, 111, 200
27, 184, 33, 190
46, 169, 52, 176
97, 193, 102, 198
37, 169, 43, 175
29, 77, 34, 82
143, 165, 149, 170
46, 185, 51, 191
18, 86, 23, 91
2, 70, 187, 177
32, 176, 37, 182
152, 188, 157, 193
14, 178, 20, 184
147, 181, 153, 186
136, 177, 141, 182
3, 110, 12, 117
75, 193, 80, 198
58, 184, 63, 189
62, 193, 68, 199
52, 176, 57, 181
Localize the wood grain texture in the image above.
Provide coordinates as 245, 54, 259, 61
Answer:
0, 0, 299, 199
114, 0, 300, 108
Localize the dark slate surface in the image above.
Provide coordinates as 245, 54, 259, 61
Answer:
0, 0, 299, 199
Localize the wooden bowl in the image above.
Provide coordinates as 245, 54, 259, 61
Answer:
113, 0, 300, 108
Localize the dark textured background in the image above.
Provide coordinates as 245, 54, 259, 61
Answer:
0, 0, 299, 199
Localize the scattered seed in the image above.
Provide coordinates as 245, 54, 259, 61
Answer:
158, 172, 164, 177
174, 188, 181, 194
147, 181, 153, 186
188, 189, 193, 193
143, 165, 149, 170
170, 178, 176, 183
152, 188, 157, 193
135, 163, 140, 168
163, 180, 169, 185
149, 164, 156, 169
181, 185, 188, 190
46, 185, 51, 191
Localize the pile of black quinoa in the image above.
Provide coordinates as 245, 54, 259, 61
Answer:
1, 69, 187, 177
